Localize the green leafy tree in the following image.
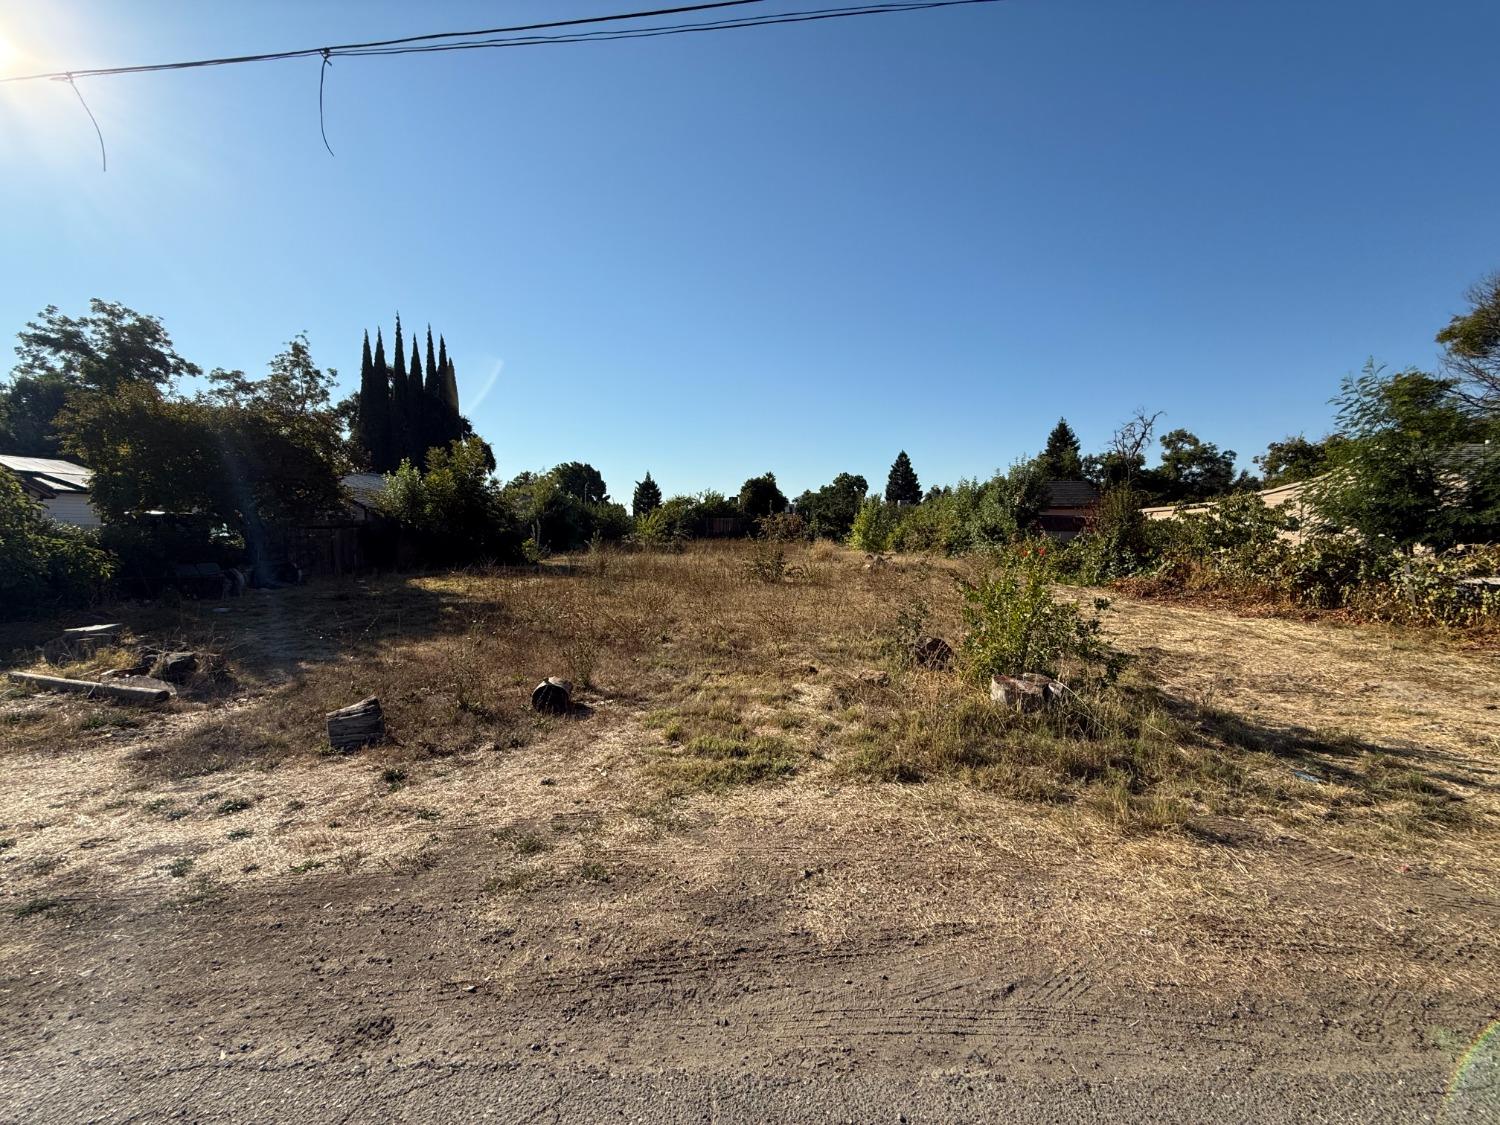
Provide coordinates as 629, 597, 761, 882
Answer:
794, 472, 868, 539
3, 300, 200, 457
1437, 271, 1500, 408
553, 462, 609, 505
738, 472, 788, 521
885, 451, 922, 506
13, 299, 200, 393
1307, 364, 1498, 549
632, 472, 663, 517
1153, 429, 1240, 503
0, 372, 70, 456
1037, 418, 1084, 479
61, 339, 346, 581
1254, 434, 1340, 485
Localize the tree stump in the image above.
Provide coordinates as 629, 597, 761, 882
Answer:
531, 678, 573, 715
989, 673, 1067, 712
152, 651, 199, 684
326, 697, 384, 751
912, 635, 954, 669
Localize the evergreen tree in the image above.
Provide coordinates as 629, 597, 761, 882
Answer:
884, 451, 922, 506
391, 315, 412, 463
632, 472, 663, 517
408, 337, 428, 463
1038, 418, 1084, 479
352, 331, 390, 471
370, 328, 394, 471
425, 327, 439, 401
436, 335, 461, 446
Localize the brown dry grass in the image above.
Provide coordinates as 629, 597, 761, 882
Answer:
2, 542, 1498, 995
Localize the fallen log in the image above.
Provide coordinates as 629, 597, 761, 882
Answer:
326, 696, 384, 751
8, 670, 172, 705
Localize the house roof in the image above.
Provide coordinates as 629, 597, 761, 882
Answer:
1042, 479, 1101, 509
342, 472, 387, 508
0, 455, 92, 496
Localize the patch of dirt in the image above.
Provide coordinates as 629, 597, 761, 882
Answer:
1, 561, 1497, 1122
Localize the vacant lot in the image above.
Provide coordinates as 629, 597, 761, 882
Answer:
2, 544, 1497, 1123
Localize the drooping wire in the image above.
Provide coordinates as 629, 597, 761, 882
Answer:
57, 74, 107, 172
318, 50, 335, 157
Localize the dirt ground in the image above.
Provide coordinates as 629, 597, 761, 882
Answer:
1, 548, 1497, 1123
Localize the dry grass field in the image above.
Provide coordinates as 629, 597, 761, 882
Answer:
2, 542, 1497, 1122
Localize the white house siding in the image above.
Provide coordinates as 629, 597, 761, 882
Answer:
43, 492, 102, 529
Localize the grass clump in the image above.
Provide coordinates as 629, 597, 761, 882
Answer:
655, 732, 800, 791
494, 827, 550, 856
215, 797, 252, 815
13, 897, 64, 919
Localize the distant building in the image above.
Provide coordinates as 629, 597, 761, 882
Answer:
1141, 480, 1316, 536
0, 455, 99, 528
341, 472, 388, 522
1036, 479, 1101, 540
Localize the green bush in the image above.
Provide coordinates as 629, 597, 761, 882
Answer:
0, 471, 115, 618
849, 497, 900, 552
378, 438, 522, 565
958, 546, 1121, 682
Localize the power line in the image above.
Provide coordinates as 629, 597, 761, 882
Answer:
341, 2, 1003, 58
0, 2, 769, 84
0, 0, 999, 84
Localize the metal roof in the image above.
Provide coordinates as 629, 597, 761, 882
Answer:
0, 455, 91, 492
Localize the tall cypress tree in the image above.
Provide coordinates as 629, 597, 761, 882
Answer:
370, 328, 394, 471
436, 335, 461, 446
408, 337, 429, 465
425, 327, 439, 400
423, 325, 444, 457
353, 330, 390, 471
391, 315, 412, 464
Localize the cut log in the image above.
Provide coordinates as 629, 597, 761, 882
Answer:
326, 697, 384, 751
8, 670, 172, 705
531, 678, 573, 715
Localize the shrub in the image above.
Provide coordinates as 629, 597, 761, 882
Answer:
757, 512, 808, 542
849, 498, 900, 552
958, 546, 1120, 682
380, 439, 522, 565
0, 471, 115, 618
743, 538, 788, 584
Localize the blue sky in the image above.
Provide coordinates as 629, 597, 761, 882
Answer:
1, 0, 1496, 501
